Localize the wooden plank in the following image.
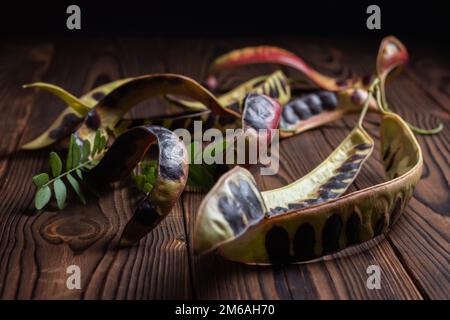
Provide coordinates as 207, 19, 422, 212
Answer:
0, 39, 191, 299
0, 37, 446, 300
177, 38, 423, 299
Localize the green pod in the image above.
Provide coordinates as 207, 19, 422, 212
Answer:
194, 120, 374, 255
22, 78, 132, 149
194, 110, 422, 264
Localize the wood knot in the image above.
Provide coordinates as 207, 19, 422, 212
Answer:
40, 207, 108, 254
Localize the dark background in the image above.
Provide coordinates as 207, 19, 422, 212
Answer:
0, 1, 448, 44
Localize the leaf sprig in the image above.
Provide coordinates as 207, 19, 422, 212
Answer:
133, 160, 157, 195
32, 131, 107, 210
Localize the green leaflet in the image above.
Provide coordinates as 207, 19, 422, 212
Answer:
49, 152, 62, 177
31, 130, 105, 210
34, 186, 51, 210
32, 173, 49, 188
53, 178, 67, 209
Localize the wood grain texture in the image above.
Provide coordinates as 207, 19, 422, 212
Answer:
0, 37, 448, 300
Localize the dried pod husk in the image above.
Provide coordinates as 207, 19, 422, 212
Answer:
377, 36, 409, 83
21, 78, 132, 149
87, 125, 189, 247
195, 110, 422, 264
207, 46, 352, 91
166, 70, 290, 115
75, 73, 238, 146
194, 120, 374, 255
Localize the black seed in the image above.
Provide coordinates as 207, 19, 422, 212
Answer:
339, 162, 360, 172
389, 197, 403, 225
346, 212, 361, 245
265, 226, 291, 264
318, 91, 338, 110
355, 143, 371, 151
157, 131, 186, 180
282, 105, 300, 124
269, 206, 288, 215
291, 99, 313, 119
335, 172, 355, 181
373, 214, 386, 236
322, 214, 342, 254
267, 83, 279, 98
347, 153, 367, 162
323, 177, 347, 189
134, 200, 161, 226
288, 203, 307, 210
228, 101, 241, 113
92, 91, 105, 101
243, 94, 276, 130
318, 188, 339, 199
85, 110, 101, 130
229, 180, 264, 222
49, 113, 83, 140
293, 223, 316, 261
218, 196, 246, 233
302, 94, 322, 115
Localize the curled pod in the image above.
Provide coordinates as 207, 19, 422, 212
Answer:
87, 125, 189, 247
164, 70, 290, 130
206, 46, 351, 91
21, 78, 132, 149
194, 117, 374, 255
194, 110, 422, 264
75, 73, 239, 146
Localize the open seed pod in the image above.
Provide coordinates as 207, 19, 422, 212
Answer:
194, 96, 422, 264
194, 110, 375, 257
22, 73, 238, 150
87, 125, 189, 247
21, 78, 132, 149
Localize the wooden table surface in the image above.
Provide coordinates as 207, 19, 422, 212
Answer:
0, 37, 448, 300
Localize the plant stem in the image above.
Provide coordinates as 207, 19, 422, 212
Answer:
41, 159, 93, 187
358, 78, 380, 127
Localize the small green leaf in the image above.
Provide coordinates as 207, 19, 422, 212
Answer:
99, 135, 107, 152
34, 186, 51, 210
67, 174, 86, 205
135, 174, 145, 191
81, 140, 91, 162
66, 135, 75, 170
53, 178, 67, 209
143, 183, 153, 194
76, 169, 83, 179
93, 130, 101, 155
32, 173, 49, 188
72, 143, 81, 168
49, 152, 62, 177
